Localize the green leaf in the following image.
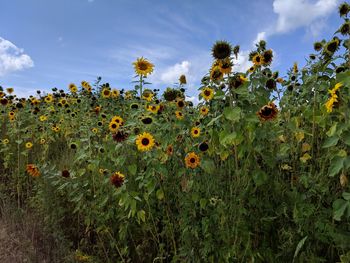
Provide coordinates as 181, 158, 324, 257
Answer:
326, 123, 337, 137
156, 189, 164, 200
223, 107, 241, 122
200, 159, 216, 174
137, 210, 146, 223
329, 157, 345, 177
293, 236, 308, 262
333, 199, 349, 221
343, 192, 350, 201
127, 164, 137, 176
322, 136, 339, 148
200, 198, 207, 209
253, 170, 268, 186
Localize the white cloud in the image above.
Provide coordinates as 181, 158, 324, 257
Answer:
0, 37, 34, 76
273, 0, 338, 33
253, 31, 267, 45
159, 60, 190, 84
233, 50, 251, 73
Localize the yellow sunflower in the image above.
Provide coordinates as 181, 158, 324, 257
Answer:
111, 89, 120, 98
252, 54, 263, 66
146, 105, 160, 114
210, 65, 223, 81
109, 121, 120, 133
175, 111, 184, 120
219, 58, 233, 75
133, 57, 154, 77
101, 88, 111, 98
69, 83, 78, 93
185, 152, 200, 169
26, 164, 40, 177
40, 138, 46, 144
44, 94, 54, 103
191, 127, 201, 138
176, 98, 186, 109
111, 116, 124, 126
39, 115, 47, 122
201, 87, 214, 101
142, 91, 154, 102
135, 132, 155, 151
200, 106, 209, 116
6, 88, 14, 94
25, 142, 33, 149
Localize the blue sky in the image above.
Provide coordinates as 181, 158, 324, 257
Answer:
0, 0, 344, 101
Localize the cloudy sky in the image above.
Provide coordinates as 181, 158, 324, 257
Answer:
0, 0, 343, 99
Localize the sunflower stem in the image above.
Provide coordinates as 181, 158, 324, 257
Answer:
139, 75, 143, 98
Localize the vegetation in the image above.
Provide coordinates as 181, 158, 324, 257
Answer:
1, 2, 350, 262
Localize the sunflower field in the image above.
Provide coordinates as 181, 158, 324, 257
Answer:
2, 3, 350, 263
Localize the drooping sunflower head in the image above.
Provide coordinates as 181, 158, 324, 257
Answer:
179, 74, 187, 85
339, 20, 350, 36
110, 171, 125, 188
265, 79, 276, 90
211, 40, 232, 60
313, 41, 324, 51
210, 66, 224, 82
135, 132, 155, 151
257, 102, 278, 121
163, 88, 181, 101
133, 57, 154, 77
184, 152, 200, 169
323, 37, 341, 56
69, 83, 78, 93
339, 2, 350, 17
233, 45, 240, 58
166, 145, 174, 156
62, 170, 70, 178
262, 49, 273, 66
6, 88, 14, 94
201, 87, 214, 101
141, 116, 154, 125
219, 58, 233, 75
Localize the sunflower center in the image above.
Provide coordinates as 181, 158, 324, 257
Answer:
178, 101, 184, 107
194, 130, 198, 134
142, 117, 153, 124
261, 107, 273, 116
138, 62, 148, 70
256, 56, 261, 62
190, 158, 196, 163
112, 123, 117, 128
142, 138, 150, 146
204, 90, 211, 96
104, 90, 110, 95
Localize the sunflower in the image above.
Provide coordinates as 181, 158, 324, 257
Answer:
323, 38, 340, 56
146, 104, 160, 114
185, 152, 200, 169
109, 121, 119, 133
141, 116, 153, 125
211, 40, 232, 60
111, 116, 124, 126
92, 128, 98, 134
59, 98, 68, 106
0, 98, 8, 106
199, 141, 209, 152
39, 115, 47, 122
210, 66, 223, 81
191, 127, 201, 138
265, 79, 276, 90
262, 49, 273, 65
26, 164, 40, 177
111, 89, 120, 98
252, 54, 263, 66
325, 82, 343, 113
101, 88, 111, 98
142, 91, 154, 101
133, 57, 154, 76
201, 87, 214, 101
70, 143, 77, 149
44, 94, 54, 103
166, 145, 174, 156
110, 171, 125, 188
175, 111, 184, 120
125, 91, 133, 100
219, 58, 233, 74
257, 102, 278, 121
293, 62, 298, 74
136, 132, 155, 151
6, 88, 14, 94
69, 83, 78, 93
339, 2, 350, 17
112, 130, 129, 142
130, 103, 139, 109
176, 98, 186, 109
25, 142, 33, 149
248, 65, 255, 74
40, 138, 46, 144
179, 74, 187, 85
2, 139, 9, 144
62, 170, 70, 178
200, 106, 209, 116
